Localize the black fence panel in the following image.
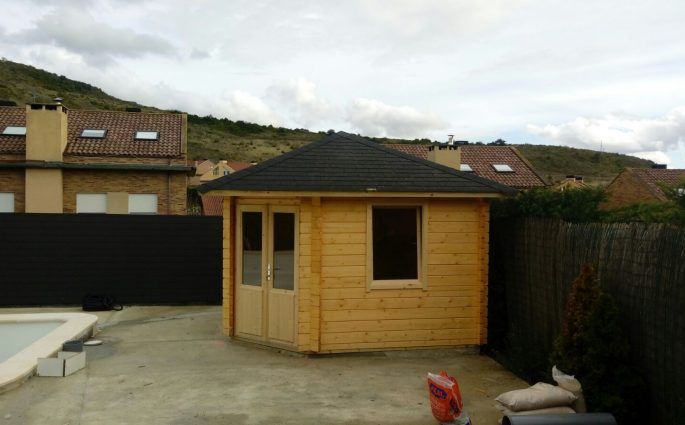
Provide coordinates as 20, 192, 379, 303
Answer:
488, 218, 685, 425
0, 214, 222, 305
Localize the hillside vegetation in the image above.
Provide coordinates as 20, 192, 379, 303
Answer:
0, 59, 653, 182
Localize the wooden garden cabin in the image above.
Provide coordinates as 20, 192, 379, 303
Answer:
198, 132, 515, 353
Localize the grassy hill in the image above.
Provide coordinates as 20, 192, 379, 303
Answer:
0, 59, 654, 182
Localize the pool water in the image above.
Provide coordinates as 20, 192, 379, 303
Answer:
0, 321, 63, 362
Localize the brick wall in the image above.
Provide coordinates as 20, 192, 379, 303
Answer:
63, 170, 187, 214
0, 170, 25, 212
604, 171, 658, 209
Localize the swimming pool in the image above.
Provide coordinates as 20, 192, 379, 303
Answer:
0, 313, 98, 393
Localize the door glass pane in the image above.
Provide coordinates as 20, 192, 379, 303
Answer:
242, 212, 262, 286
273, 213, 295, 290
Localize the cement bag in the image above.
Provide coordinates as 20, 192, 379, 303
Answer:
495, 382, 576, 412
427, 371, 463, 423
552, 366, 587, 413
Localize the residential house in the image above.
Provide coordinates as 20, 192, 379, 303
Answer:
188, 159, 215, 187
604, 167, 685, 209
200, 160, 252, 183
198, 132, 515, 353
0, 101, 189, 214
554, 175, 588, 191
386, 144, 547, 189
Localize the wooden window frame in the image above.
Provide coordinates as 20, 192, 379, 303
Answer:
366, 201, 428, 291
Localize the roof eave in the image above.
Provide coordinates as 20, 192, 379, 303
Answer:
201, 189, 508, 198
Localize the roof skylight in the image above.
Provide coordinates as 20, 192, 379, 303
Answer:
460, 164, 473, 172
81, 129, 107, 138
2, 126, 26, 136
135, 131, 159, 141
493, 164, 514, 173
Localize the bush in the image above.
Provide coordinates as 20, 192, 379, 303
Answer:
491, 187, 607, 222
550, 265, 643, 422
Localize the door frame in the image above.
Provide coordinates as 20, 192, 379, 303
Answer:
234, 203, 299, 349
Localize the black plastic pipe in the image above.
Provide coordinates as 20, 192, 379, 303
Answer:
502, 413, 617, 425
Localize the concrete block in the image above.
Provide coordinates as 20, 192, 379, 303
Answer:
37, 351, 86, 377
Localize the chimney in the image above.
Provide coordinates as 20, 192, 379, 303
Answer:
427, 144, 461, 169
25, 100, 68, 161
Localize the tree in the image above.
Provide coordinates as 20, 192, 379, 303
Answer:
551, 265, 643, 422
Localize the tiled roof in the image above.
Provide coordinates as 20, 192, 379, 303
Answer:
201, 196, 223, 216
226, 161, 252, 172
199, 132, 516, 195
0, 106, 183, 158
629, 168, 685, 200
0, 107, 26, 154
386, 144, 547, 189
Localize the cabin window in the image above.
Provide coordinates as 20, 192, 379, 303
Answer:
368, 204, 426, 290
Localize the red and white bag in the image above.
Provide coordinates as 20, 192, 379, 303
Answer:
427, 371, 464, 423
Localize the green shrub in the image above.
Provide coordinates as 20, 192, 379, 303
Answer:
491, 187, 607, 222
551, 265, 643, 422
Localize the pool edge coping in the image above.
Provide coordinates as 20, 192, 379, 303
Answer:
0, 313, 98, 393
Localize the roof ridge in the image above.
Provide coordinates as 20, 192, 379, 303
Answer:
199, 133, 334, 192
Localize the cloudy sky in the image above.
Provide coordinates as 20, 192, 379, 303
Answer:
1, 0, 685, 166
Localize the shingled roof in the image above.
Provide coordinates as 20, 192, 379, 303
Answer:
0, 106, 183, 158
199, 132, 516, 196
386, 144, 547, 189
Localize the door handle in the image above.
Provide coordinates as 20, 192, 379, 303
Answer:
267, 263, 272, 280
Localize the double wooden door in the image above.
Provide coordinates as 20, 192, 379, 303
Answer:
235, 205, 298, 348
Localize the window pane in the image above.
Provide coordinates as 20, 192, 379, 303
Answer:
81, 129, 107, 138
372, 207, 418, 280
128, 194, 158, 214
2, 126, 26, 136
76, 194, 106, 213
273, 212, 295, 290
135, 131, 159, 140
0, 193, 14, 213
242, 212, 262, 286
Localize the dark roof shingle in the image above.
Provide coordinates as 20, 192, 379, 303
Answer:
0, 106, 183, 158
199, 132, 516, 195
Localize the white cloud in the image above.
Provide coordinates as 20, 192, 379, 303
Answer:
219, 91, 281, 126
527, 108, 685, 163
346, 98, 446, 138
266, 78, 333, 128
16, 6, 175, 65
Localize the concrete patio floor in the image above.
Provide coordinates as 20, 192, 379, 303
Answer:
0, 306, 526, 425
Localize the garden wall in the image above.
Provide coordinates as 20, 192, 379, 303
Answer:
488, 218, 685, 424
0, 214, 222, 305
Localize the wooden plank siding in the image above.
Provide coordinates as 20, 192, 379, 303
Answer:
318, 197, 488, 352
222, 196, 490, 353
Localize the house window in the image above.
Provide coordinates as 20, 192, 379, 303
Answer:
76, 194, 107, 213
80, 129, 107, 138
367, 204, 426, 290
223, 170, 229, 176
2, 126, 26, 136
0, 193, 14, 213
128, 194, 158, 214
460, 164, 473, 172
492, 164, 514, 173
135, 131, 159, 140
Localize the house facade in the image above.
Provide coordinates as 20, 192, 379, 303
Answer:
199, 132, 515, 353
0, 102, 189, 214
386, 144, 547, 189
604, 167, 685, 209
